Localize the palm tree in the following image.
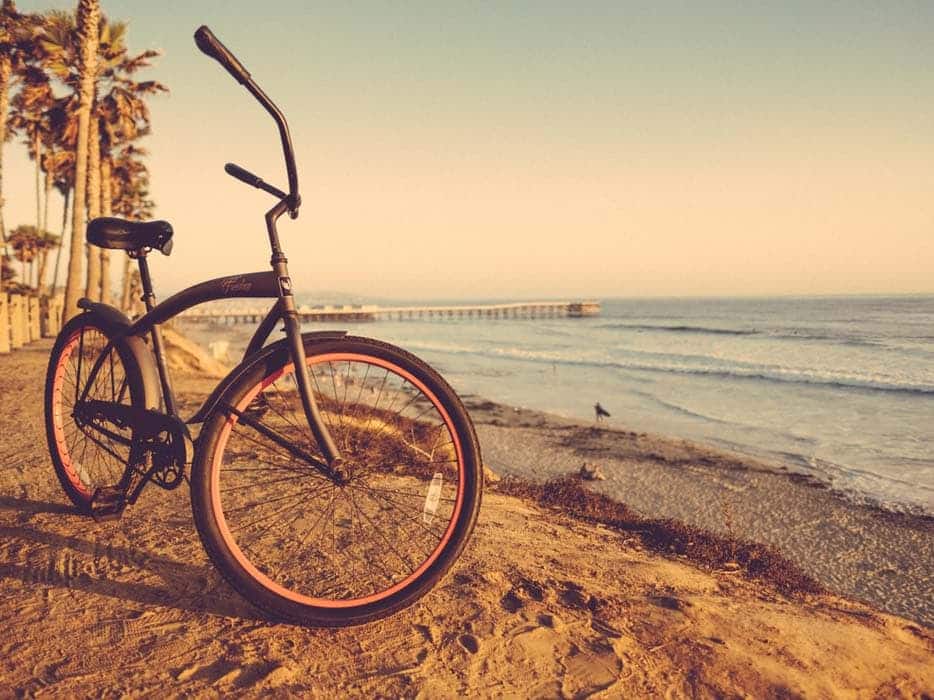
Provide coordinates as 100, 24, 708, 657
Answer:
42, 13, 163, 304
61, 0, 99, 321
83, 19, 125, 301
36, 137, 64, 292
7, 63, 54, 235
111, 144, 153, 310
0, 253, 14, 289
1, 2, 46, 282
95, 36, 165, 304
0, 0, 33, 246
33, 228, 59, 290
47, 145, 74, 294
9, 224, 59, 290
7, 224, 40, 287
37, 11, 80, 296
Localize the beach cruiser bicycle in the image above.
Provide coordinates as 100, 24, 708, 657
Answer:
43, 26, 482, 627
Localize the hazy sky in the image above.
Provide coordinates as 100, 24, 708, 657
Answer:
6, 1, 933, 299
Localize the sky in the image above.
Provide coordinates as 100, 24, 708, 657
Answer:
5, 1, 933, 300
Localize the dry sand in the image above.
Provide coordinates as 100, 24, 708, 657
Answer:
0, 340, 931, 697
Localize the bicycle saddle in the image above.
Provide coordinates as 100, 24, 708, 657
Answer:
87, 217, 174, 256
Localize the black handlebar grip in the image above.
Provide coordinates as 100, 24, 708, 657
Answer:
224, 162, 262, 187
194, 25, 251, 85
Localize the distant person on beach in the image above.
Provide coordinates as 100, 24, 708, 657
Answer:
594, 402, 610, 422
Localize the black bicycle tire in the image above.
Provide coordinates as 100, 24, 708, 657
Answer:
190, 335, 483, 626
44, 312, 145, 512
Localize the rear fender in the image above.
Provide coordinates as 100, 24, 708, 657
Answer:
77, 300, 162, 411
187, 330, 348, 424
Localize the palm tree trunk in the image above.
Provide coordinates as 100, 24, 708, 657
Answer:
34, 131, 41, 234
51, 188, 70, 295
99, 156, 112, 303
0, 55, 11, 247
37, 163, 53, 294
85, 116, 102, 301
43, 150, 52, 234
37, 249, 49, 295
63, 0, 101, 321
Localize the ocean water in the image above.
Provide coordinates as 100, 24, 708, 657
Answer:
181, 295, 934, 516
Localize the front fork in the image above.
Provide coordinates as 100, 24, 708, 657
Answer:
273, 262, 344, 471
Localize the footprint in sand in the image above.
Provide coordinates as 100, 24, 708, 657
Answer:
591, 617, 622, 639
414, 623, 439, 645
458, 634, 480, 654
537, 613, 564, 630
501, 590, 524, 613
559, 584, 590, 610
518, 576, 545, 602
650, 595, 690, 612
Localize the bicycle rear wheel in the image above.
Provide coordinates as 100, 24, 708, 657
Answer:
191, 336, 482, 626
44, 313, 143, 511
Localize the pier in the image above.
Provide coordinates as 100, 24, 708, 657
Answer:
180, 300, 600, 324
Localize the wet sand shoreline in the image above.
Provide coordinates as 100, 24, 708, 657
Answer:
465, 397, 934, 628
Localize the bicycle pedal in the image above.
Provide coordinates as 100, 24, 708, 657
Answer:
90, 486, 127, 522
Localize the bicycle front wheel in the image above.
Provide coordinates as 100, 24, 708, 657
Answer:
191, 336, 482, 626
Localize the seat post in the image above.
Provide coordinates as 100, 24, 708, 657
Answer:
137, 253, 156, 312
137, 252, 179, 416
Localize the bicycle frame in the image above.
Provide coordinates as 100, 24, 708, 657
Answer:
78, 251, 342, 468
74, 25, 352, 474
75, 206, 343, 477
79, 268, 278, 408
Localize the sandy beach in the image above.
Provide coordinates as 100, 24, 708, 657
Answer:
0, 339, 931, 696
469, 399, 934, 629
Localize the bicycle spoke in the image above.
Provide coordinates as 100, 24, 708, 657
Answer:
308, 365, 338, 434
344, 487, 417, 572
349, 480, 447, 541
344, 489, 401, 589
229, 412, 331, 476
222, 463, 315, 476
267, 382, 308, 435
231, 423, 307, 463
296, 488, 341, 550
228, 482, 336, 530
238, 483, 337, 551
357, 382, 420, 455
220, 471, 325, 493
355, 369, 391, 445
327, 361, 346, 437
353, 482, 457, 504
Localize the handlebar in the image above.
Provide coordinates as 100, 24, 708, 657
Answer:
225, 162, 287, 200
194, 25, 300, 217
194, 26, 250, 85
